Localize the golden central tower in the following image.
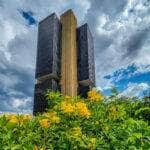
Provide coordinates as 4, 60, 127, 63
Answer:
60, 10, 78, 96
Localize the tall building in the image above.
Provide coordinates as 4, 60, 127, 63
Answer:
77, 23, 95, 97
33, 13, 61, 114
60, 10, 78, 96
33, 9, 95, 113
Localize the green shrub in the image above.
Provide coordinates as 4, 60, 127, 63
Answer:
0, 90, 149, 150
135, 107, 150, 123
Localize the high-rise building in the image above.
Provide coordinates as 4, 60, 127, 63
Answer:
33, 13, 61, 114
60, 10, 78, 97
33, 9, 95, 113
77, 23, 95, 97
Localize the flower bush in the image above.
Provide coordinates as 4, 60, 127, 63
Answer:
0, 89, 149, 149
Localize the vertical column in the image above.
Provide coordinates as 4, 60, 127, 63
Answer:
60, 10, 78, 96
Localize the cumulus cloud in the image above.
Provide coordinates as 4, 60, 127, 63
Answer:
85, 0, 150, 90
0, 64, 34, 113
11, 97, 33, 113
0, 96, 33, 113
120, 82, 150, 97
0, 73, 20, 88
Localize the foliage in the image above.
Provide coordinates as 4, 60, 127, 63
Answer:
0, 89, 150, 150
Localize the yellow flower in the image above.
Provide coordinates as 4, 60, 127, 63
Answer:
51, 115, 60, 123
88, 138, 96, 149
72, 127, 82, 136
90, 138, 96, 144
24, 114, 32, 120
44, 112, 60, 124
11, 114, 32, 125
108, 106, 126, 120
60, 100, 90, 118
107, 106, 124, 120
7, 115, 18, 124
21, 114, 32, 122
110, 106, 117, 113
88, 89, 104, 102
60, 101, 74, 113
39, 119, 50, 128
75, 102, 90, 118
102, 126, 109, 131
65, 95, 72, 100
33, 145, 38, 150
5, 114, 32, 125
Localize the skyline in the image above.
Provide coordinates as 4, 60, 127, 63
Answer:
0, 0, 150, 113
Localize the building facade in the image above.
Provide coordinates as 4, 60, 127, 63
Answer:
33, 10, 95, 113
60, 10, 78, 97
77, 23, 95, 97
33, 13, 61, 114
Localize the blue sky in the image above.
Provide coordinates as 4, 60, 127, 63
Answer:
20, 10, 37, 25
0, 0, 150, 113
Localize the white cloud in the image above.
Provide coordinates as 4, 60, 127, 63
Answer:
135, 64, 150, 74
16, 0, 91, 24
0, 73, 20, 88
97, 14, 109, 28
120, 82, 150, 97
11, 97, 32, 109
89, 0, 150, 89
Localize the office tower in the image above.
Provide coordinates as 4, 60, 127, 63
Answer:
33, 9, 95, 113
77, 23, 95, 97
60, 10, 78, 96
33, 13, 61, 114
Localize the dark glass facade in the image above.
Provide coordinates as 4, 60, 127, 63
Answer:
33, 13, 61, 114
77, 23, 95, 97
33, 79, 59, 114
35, 13, 61, 78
